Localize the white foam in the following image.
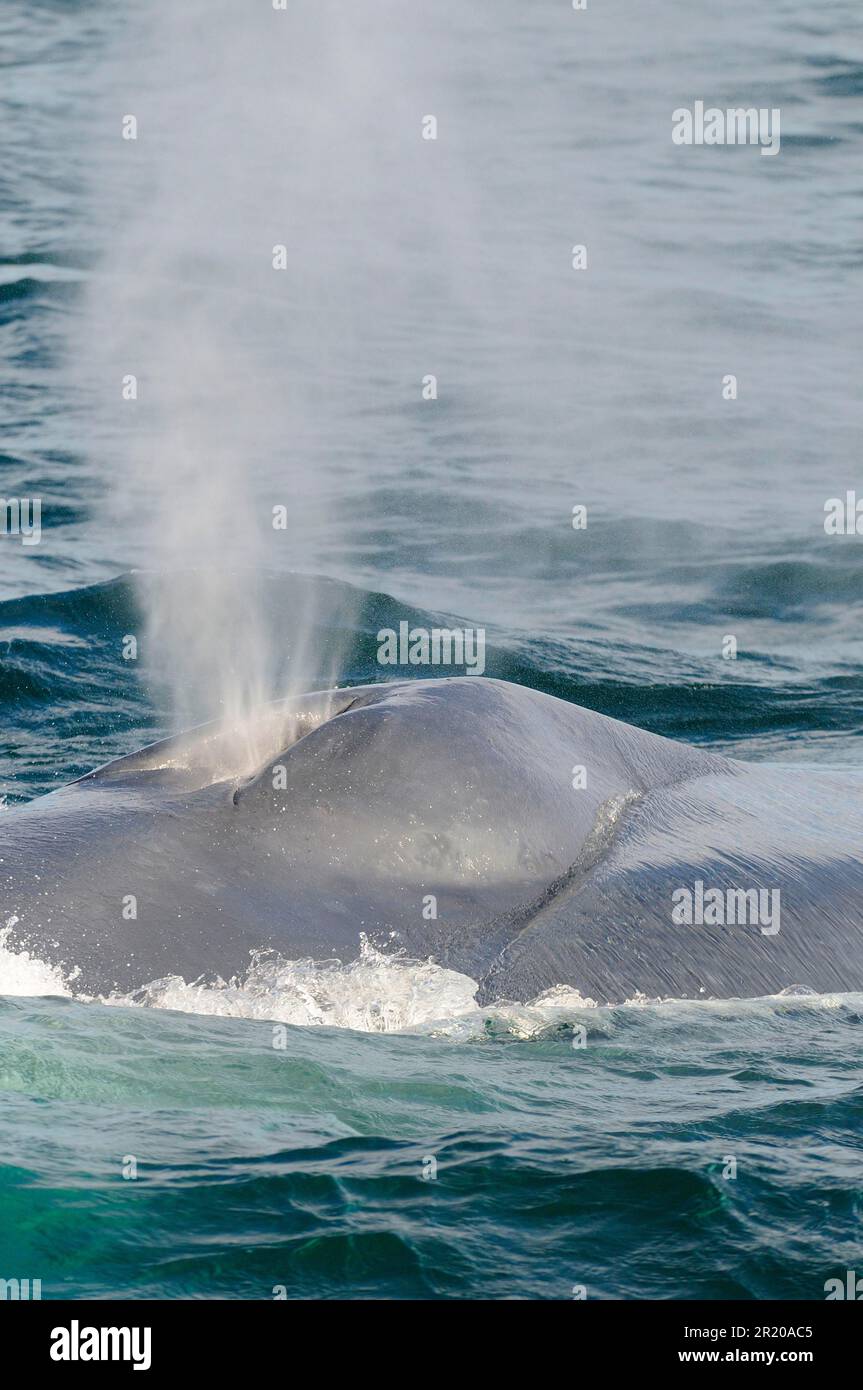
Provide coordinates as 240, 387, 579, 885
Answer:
99, 965, 863, 1035
113, 946, 603, 1038
109, 937, 481, 1032
0, 923, 854, 1036
0, 923, 599, 1035
0, 918, 73, 998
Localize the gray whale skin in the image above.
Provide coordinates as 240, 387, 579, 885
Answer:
2, 676, 862, 1004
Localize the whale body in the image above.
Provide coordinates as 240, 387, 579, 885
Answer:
2, 676, 862, 1004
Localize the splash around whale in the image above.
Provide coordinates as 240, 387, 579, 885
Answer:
2, 676, 862, 1009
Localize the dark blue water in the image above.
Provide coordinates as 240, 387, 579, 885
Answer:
1, 0, 862, 1300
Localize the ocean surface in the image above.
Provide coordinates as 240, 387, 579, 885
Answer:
1, 0, 862, 1300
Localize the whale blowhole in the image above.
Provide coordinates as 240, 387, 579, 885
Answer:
84, 687, 366, 794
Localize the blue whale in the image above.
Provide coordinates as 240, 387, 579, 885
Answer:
2, 677, 861, 1004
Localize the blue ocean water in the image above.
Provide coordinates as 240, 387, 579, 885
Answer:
1, 0, 862, 1299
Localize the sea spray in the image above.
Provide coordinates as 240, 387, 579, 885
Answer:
70, 0, 488, 776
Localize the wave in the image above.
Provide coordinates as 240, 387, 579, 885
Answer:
2, 569, 863, 802
0, 920, 854, 1040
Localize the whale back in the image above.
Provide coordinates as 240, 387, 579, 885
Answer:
7, 675, 852, 1006
478, 762, 863, 1003
231, 677, 713, 887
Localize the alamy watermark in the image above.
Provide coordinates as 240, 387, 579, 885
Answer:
377, 621, 486, 675
50, 1321, 151, 1370
672, 880, 780, 936
824, 491, 863, 535
1, 1277, 41, 1300
0, 497, 41, 546
672, 101, 780, 157
825, 1271, 863, 1300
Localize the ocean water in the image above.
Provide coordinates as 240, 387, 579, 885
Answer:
1, 0, 862, 1300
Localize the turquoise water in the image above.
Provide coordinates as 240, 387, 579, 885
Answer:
2, 0, 862, 1299
2, 991, 862, 1300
